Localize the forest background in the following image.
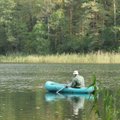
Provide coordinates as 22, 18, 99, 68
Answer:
0, 0, 120, 55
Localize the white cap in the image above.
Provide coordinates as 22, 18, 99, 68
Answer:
73, 70, 79, 75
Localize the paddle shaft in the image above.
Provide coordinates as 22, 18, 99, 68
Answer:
56, 86, 65, 93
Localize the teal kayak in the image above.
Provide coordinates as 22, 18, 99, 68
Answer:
45, 81, 95, 94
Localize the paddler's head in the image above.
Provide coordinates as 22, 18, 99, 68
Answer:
73, 70, 79, 77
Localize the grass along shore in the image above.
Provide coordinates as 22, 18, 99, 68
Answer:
0, 52, 120, 64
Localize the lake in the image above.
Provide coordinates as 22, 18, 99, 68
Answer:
0, 64, 120, 120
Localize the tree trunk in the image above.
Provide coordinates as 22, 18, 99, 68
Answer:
69, 7, 72, 35
113, 0, 117, 46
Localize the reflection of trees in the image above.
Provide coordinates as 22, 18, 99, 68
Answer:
0, 91, 36, 120
0, 92, 15, 120
13, 91, 36, 120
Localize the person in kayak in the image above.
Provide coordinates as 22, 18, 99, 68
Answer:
67, 70, 85, 88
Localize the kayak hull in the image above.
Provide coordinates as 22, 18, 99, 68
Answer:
45, 81, 94, 94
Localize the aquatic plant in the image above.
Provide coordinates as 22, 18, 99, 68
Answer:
87, 75, 119, 120
101, 89, 119, 120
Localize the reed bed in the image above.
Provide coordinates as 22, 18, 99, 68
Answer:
0, 52, 120, 63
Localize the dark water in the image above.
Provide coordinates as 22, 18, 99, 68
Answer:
0, 64, 120, 120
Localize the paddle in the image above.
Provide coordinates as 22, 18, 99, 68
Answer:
56, 86, 66, 94
56, 81, 73, 93
56, 82, 71, 93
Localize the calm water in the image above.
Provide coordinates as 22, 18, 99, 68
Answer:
0, 64, 120, 120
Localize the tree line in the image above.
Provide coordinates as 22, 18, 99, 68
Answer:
0, 0, 120, 55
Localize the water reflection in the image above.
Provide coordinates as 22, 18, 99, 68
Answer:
45, 93, 94, 102
45, 93, 94, 117
70, 96, 84, 115
0, 89, 119, 120
0, 91, 36, 120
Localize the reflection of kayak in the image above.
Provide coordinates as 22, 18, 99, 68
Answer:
45, 92, 94, 102
45, 81, 94, 93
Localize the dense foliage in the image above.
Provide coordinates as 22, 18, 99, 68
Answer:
0, 0, 120, 54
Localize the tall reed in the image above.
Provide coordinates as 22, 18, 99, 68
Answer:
88, 75, 119, 120
102, 90, 118, 120
0, 52, 120, 63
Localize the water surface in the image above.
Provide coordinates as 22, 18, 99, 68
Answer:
0, 64, 120, 120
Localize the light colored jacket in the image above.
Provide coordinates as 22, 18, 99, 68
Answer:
70, 75, 85, 88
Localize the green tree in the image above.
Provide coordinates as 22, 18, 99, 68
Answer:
29, 21, 50, 54
0, 0, 16, 54
0, 0, 119, 54
49, 8, 66, 53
